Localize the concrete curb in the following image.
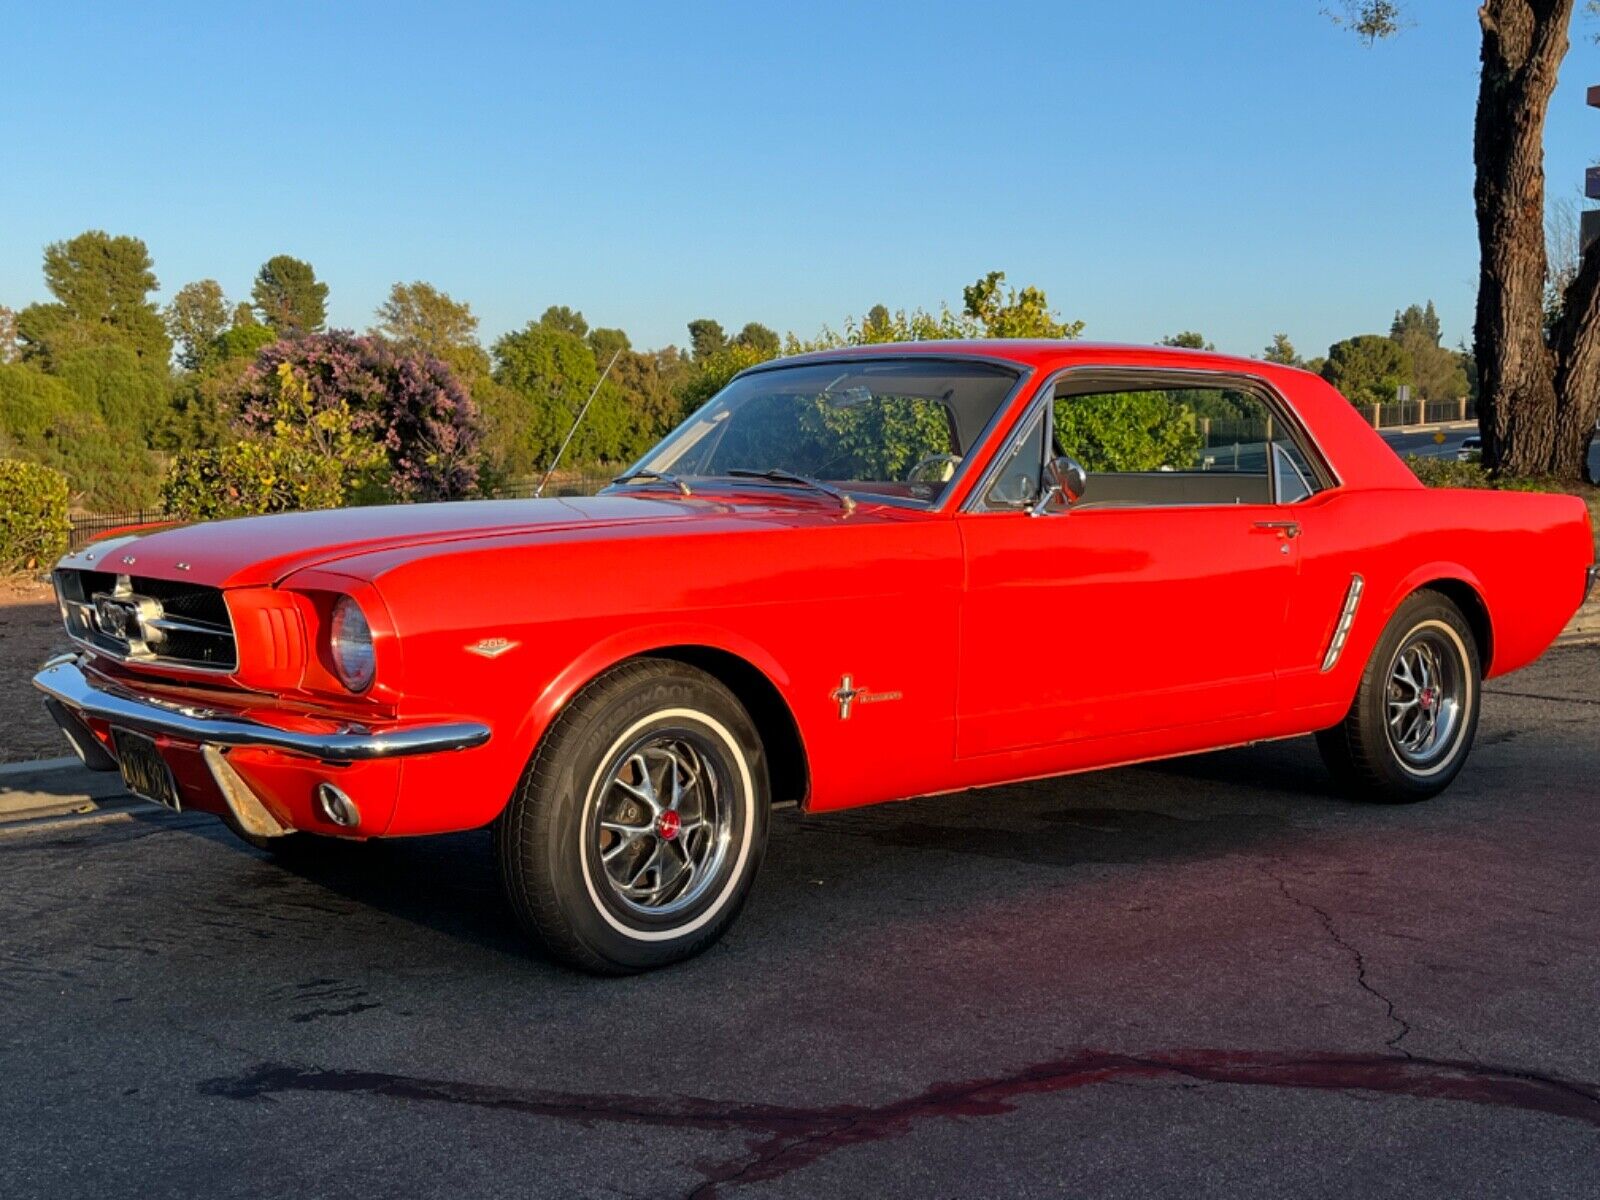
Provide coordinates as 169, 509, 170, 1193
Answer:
0, 756, 138, 834
1558, 598, 1600, 646
0, 756, 80, 777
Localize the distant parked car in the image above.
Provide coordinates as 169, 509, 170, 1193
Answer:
33, 342, 1599, 973
1457, 434, 1483, 462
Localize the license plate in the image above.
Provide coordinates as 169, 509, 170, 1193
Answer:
112, 728, 182, 811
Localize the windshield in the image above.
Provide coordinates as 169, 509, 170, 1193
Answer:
624, 358, 1021, 507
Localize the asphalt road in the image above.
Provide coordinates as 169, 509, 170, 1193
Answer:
2, 645, 1597, 1199
1379, 424, 1600, 477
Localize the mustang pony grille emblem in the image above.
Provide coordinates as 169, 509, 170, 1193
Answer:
90, 576, 164, 658
830, 674, 903, 720
466, 637, 519, 659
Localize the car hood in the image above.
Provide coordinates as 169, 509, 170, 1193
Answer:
59, 495, 741, 589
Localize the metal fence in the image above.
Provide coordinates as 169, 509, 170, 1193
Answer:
67, 508, 172, 551
1370, 398, 1476, 429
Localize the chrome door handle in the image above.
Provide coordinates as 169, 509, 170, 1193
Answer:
1254, 520, 1301, 539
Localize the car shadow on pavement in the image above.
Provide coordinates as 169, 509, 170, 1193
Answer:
163, 739, 1343, 968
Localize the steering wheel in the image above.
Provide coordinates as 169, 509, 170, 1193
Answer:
905, 453, 962, 483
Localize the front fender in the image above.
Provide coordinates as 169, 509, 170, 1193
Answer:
512, 621, 799, 763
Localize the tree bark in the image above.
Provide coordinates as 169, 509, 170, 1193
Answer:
1473, 0, 1571, 475
1552, 234, 1600, 480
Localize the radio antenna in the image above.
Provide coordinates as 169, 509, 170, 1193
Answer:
535, 348, 622, 498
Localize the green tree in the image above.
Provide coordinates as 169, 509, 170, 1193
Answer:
0, 306, 17, 364
373, 281, 490, 381
0, 362, 160, 506
539, 305, 588, 339
55, 344, 173, 441
675, 342, 771, 417
493, 321, 630, 472
166, 280, 231, 371
212, 322, 277, 363
15, 231, 170, 368
586, 326, 631, 368
1159, 331, 1215, 351
1262, 333, 1304, 366
251, 255, 328, 335
1321, 334, 1413, 408
862, 304, 894, 342
962, 271, 1084, 338
733, 322, 780, 355
610, 346, 691, 460
1332, 1, 1600, 479
687, 318, 728, 361
1390, 300, 1469, 401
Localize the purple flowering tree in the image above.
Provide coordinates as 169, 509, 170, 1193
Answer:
238, 331, 480, 501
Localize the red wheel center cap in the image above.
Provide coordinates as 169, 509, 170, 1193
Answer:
655, 811, 681, 841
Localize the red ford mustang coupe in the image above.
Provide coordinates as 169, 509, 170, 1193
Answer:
35, 342, 1597, 972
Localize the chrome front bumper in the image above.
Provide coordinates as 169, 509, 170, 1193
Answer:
33, 656, 491, 765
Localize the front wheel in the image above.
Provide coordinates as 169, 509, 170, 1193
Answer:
1317, 590, 1481, 803
495, 659, 769, 974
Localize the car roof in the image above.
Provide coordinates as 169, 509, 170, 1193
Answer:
763, 339, 1302, 379
755, 338, 1422, 494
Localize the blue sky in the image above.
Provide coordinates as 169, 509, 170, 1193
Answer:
2, 1, 1597, 360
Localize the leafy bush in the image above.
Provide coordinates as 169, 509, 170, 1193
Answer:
162, 440, 344, 519
1054, 392, 1202, 472
1405, 455, 1492, 489
241, 332, 480, 500
0, 458, 70, 571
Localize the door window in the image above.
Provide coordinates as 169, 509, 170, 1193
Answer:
976, 375, 1326, 511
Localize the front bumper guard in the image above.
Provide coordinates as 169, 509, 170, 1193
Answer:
33, 656, 491, 764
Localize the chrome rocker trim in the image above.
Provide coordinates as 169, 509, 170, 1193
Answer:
33, 656, 491, 764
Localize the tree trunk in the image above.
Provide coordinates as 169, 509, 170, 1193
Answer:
1472, 0, 1570, 475
1552, 229, 1600, 481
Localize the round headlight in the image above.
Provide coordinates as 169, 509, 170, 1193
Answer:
329, 597, 376, 692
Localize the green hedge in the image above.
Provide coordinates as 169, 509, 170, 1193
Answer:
0, 458, 70, 572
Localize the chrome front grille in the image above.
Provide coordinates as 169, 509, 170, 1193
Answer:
55, 569, 238, 672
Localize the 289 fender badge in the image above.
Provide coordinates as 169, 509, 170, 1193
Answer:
466, 638, 519, 659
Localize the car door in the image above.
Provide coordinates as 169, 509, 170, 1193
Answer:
954, 369, 1315, 760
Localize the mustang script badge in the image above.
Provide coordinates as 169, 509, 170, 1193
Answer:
830, 674, 903, 720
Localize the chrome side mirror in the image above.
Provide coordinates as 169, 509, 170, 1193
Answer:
1029, 455, 1088, 516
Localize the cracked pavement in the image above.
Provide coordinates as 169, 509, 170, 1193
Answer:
1, 644, 1596, 1198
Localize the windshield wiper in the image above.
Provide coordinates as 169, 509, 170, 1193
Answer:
725, 468, 856, 515
610, 469, 693, 496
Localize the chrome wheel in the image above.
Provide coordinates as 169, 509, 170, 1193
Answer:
589, 731, 733, 918
1385, 623, 1467, 773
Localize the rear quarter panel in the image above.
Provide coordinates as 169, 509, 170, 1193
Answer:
1281, 486, 1593, 722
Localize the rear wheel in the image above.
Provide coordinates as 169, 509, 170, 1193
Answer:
495, 659, 769, 974
1317, 590, 1481, 803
